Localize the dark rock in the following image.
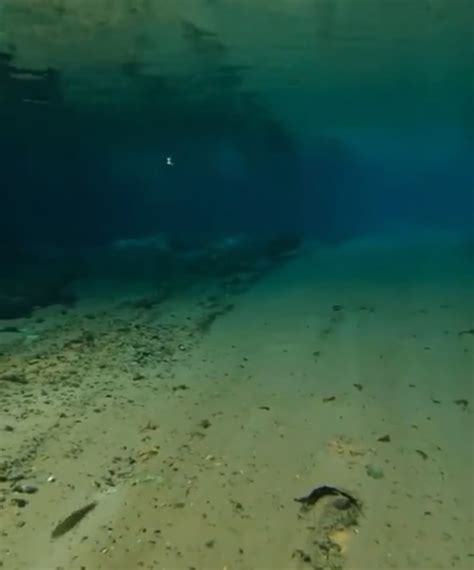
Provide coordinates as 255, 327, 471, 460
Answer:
7, 471, 26, 482
0, 326, 20, 333
13, 483, 38, 494
0, 372, 29, 385
377, 434, 391, 442
11, 497, 28, 508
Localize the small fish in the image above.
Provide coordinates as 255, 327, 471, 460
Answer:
51, 501, 98, 539
453, 398, 469, 410
322, 395, 336, 403
295, 485, 360, 509
458, 328, 474, 336
415, 449, 428, 460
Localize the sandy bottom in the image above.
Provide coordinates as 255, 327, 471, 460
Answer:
1, 235, 473, 570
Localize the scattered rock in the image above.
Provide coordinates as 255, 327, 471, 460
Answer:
365, 464, 384, 479
7, 471, 27, 482
11, 497, 28, 508
322, 395, 336, 403
453, 398, 469, 410
13, 483, 38, 494
415, 449, 428, 460
0, 326, 21, 333
377, 434, 391, 443
172, 384, 189, 392
0, 372, 29, 385
458, 328, 474, 336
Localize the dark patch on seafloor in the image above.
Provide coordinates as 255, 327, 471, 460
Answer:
293, 492, 361, 569
0, 233, 301, 320
0, 254, 79, 319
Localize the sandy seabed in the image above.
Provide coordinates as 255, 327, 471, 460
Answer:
1, 234, 473, 570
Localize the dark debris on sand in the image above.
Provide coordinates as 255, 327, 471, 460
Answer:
293, 484, 362, 569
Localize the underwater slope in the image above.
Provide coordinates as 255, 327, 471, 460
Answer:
0, 234, 472, 569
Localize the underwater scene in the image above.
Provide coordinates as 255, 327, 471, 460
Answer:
0, 1, 473, 569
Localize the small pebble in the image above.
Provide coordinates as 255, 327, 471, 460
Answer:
8, 472, 26, 482
377, 434, 391, 442
366, 464, 384, 479
13, 484, 38, 494
11, 497, 28, 508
